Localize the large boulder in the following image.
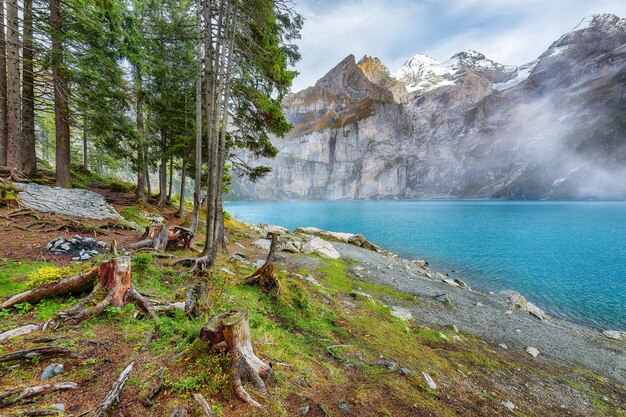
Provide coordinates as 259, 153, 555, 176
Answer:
295, 226, 353, 243
500, 290, 547, 321
301, 237, 341, 259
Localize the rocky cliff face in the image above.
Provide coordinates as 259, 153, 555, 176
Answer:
233, 14, 626, 200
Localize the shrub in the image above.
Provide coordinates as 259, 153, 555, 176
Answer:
0, 184, 19, 207
133, 253, 152, 275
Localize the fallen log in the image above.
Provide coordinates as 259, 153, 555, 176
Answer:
246, 233, 282, 295
0, 382, 77, 407
200, 310, 273, 413
92, 361, 134, 417
0, 324, 41, 342
0, 257, 156, 326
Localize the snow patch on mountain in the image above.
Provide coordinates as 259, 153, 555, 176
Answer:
493, 60, 537, 91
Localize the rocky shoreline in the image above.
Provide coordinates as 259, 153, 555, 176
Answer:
250, 223, 626, 385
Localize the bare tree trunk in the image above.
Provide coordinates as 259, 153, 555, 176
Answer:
0, 0, 7, 166
178, 158, 186, 218
204, 0, 226, 260
21, 0, 36, 175
82, 116, 88, 169
5, 0, 20, 171
191, 0, 203, 234
212, 2, 238, 249
50, 0, 71, 188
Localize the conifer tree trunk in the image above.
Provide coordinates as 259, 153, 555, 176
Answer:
5, 0, 20, 170
82, 117, 88, 169
135, 67, 146, 200
191, 0, 203, 234
178, 158, 186, 218
21, 0, 36, 175
158, 130, 167, 205
0, 0, 8, 166
168, 155, 173, 202
50, 0, 71, 188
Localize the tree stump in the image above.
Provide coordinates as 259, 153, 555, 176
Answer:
0, 257, 156, 325
200, 310, 273, 413
130, 224, 195, 252
246, 233, 282, 295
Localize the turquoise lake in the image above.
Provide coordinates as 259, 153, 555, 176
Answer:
225, 201, 626, 330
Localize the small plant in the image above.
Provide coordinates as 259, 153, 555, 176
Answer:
293, 290, 310, 311
14, 302, 33, 315
133, 253, 152, 275
26, 265, 68, 288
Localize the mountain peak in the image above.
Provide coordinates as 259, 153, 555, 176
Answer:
573, 13, 624, 31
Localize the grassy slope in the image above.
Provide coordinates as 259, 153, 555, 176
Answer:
0, 174, 624, 416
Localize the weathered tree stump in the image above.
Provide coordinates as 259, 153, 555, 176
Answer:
130, 224, 195, 251
246, 233, 282, 295
0, 257, 156, 325
200, 310, 273, 413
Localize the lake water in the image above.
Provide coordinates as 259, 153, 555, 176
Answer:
225, 201, 626, 330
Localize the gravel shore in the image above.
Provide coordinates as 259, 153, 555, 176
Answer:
326, 241, 626, 385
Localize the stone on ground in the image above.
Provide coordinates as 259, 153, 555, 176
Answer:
525, 346, 540, 357
390, 306, 413, 321
301, 237, 341, 259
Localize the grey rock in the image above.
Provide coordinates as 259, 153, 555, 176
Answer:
502, 400, 516, 410
370, 360, 398, 370
51, 403, 65, 412
13, 183, 123, 219
602, 330, 626, 341
434, 293, 451, 304
394, 367, 413, 376
40, 363, 64, 380
526, 346, 540, 357
390, 306, 413, 321
301, 237, 341, 259
338, 403, 351, 413
252, 239, 272, 251
299, 404, 310, 415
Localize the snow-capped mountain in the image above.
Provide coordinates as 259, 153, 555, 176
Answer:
391, 50, 515, 93
231, 14, 626, 201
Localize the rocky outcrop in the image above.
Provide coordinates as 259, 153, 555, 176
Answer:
233, 14, 626, 201
14, 183, 122, 219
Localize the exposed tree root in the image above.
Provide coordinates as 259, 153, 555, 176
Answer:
173, 255, 212, 274
200, 310, 273, 413
0, 346, 81, 364
92, 361, 134, 417
0, 257, 157, 326
0, 166, 30, 183
246, 233, 282, 295
192, 393, 215, 417
140, 369, 165, 408
0, 382, 77, 407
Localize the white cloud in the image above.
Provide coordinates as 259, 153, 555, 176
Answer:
289, 0, 626, 92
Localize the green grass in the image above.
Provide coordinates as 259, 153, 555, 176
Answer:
0, 260, 51, 298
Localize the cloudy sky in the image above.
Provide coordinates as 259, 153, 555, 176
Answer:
289, 0, 626, 91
